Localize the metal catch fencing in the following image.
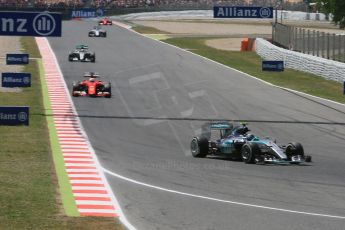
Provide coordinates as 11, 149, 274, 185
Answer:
272, 23, 345, 63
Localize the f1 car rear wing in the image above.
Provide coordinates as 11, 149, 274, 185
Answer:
209, 122, 233, 130
76, 44, 89, 50
201, 122, 234, 140
84, 72, 100, 78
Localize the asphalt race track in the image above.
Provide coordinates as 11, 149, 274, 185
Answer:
48, 21, 345, 230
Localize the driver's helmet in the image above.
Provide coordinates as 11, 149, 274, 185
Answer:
246, 134, 255, 141
234, 126, 250, 136
89, 78, 95, 82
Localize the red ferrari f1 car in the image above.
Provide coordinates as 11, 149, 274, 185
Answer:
98, 17, 112, 25
72, 72, 111, 98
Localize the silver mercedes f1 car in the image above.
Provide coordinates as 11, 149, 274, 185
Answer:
68, 45, 96, 62
191, 122, 312, 165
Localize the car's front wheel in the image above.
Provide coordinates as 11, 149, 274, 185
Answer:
241, 142, 260, 164
103, 82, 111, 98
286, 142, 304, 158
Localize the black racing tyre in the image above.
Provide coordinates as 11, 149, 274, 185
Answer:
68, 56, 73, 62
241, 142, 260, 164
191, 137, 209, 158
72, 81, 79, 90
91, 56, 95, 63
285, 142, 304, 159
103, 82, 111, 98
72, 81, 79, 97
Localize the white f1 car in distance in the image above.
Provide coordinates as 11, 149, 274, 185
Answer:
88, 26, 107, 37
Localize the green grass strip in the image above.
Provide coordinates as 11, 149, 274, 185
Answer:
38, 59, 79, 216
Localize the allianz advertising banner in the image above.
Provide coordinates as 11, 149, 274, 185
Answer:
71, 8, 104, 18
0, 106, 29, 126
214, 6, 273, 18
6, 54, 29, 65
2, 72, 31, 87
0, 11, 61, 37
262, 61, 284, 71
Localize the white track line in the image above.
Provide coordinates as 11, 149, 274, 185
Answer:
104, 167, 345, 219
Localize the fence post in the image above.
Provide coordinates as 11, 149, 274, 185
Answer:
327, 33, 330, 59
341, 36, 345, 62
272, 23, 275, 43
339, 34, 342, 62
332, 33, 336, 60
321, 32, 325, 58
294, 27, 299, 51
288, 26, 292, 49
302, 29, 305, 53
307, 29, 310, 54
299, 27, 302, 52
312, 30, 315, 56
317, 31, 320, 57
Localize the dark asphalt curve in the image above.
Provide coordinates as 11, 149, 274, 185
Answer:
49, 21, 345, 230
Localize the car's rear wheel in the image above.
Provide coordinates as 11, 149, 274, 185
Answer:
191, 137, 209, 158
241, 142, 260, 164
72, 81, 80, 96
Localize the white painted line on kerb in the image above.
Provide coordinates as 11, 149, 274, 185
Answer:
74, 193, 110, 198
103, 167, 345, 220
76, 200, 113, 205
71, 180, 103, 184
59, 149, 90, 153
63, 154, 92, 158
72, 186, 106, 190
78, 209, 117, 214
66, 169, 98, 173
